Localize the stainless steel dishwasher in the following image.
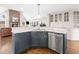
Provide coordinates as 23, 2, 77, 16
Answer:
48, 32, 67, 54
55, 33, 66, 54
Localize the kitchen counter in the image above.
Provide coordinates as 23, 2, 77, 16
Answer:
12, 27, 67, 34
12, 27, 79, 40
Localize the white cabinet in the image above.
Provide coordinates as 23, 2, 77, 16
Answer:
48, 32, 66, 54
73, 11, 79, 27
49, 14, 53, 22
48, 32, 56, 51
64, 12, 69, 22
49, 9, 79, 28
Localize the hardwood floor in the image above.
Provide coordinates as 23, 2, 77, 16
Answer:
0, 36, 58, 54
0, 36, 12, 54
66, 40, 79, 54
0, 36, 79, 54
22, 48, 59, 54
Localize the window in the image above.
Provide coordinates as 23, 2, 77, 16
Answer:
55, 14, 57, 22
49, 14, 53, 22
64, 12, 69, 22
59, 13, 62, 21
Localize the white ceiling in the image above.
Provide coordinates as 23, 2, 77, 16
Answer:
0, 4, 79, 19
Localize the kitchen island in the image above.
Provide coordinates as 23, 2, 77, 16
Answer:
12, 27, 67, 54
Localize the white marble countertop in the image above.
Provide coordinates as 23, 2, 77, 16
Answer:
12, 27, 67, 34
12, 27, 79, 40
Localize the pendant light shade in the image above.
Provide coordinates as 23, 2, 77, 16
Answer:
33, 4, 42, 19
37, 4, 40, 16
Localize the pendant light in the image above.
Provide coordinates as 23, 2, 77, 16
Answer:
37, 4, 40, 17
32, 4, 42, 19
35, 4, 41, 19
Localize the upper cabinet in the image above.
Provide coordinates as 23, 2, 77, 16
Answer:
55, 14, 58, 22
59, 13, 62, 22
73, 11, 79, 27
73, 11, 79, 24
49, 14, 53, 22
49, 9, 79, 28
64, 12, 69, 22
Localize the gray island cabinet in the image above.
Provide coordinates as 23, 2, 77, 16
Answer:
13, 32, 31, 53
12, 31, 66, 54
31, 31, 48, 48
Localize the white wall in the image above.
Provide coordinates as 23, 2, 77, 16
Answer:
1, 4, 79, 20
4, 10, 9, 27
72, 28, 79, 40
0, 9, 9, 27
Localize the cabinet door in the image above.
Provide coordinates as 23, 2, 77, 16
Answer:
48, 33, 51, 48
14, 32, 31, 53
31, 31, 48, 48
31, 32, 40, 47
48, 32, 55, 50
64, 12, 69, 22
39, 32, 48, 47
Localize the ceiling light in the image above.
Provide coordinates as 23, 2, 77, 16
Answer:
33, 4, 42, 19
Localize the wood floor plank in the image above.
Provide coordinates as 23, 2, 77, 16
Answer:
1, 36, 79, 54
66, 40, 79, 54
23, 48, 59, 54
0, 36, 12, 54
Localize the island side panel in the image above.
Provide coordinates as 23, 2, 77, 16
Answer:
31, 31, 48, 48
12, 32, 31, 54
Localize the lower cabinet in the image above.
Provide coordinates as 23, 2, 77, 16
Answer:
48, 32, 55, 51
13, 31, 48, 53
13, 32, 31, 53
48, 32, 66, 54
31, 32, 40, 47
13, 31, 66, 54
31, 31, 48, 48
